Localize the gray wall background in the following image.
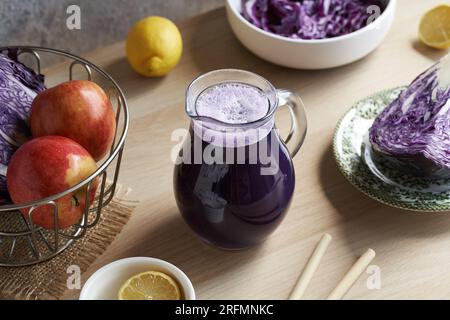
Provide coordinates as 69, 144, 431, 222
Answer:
0, 0, 223, 65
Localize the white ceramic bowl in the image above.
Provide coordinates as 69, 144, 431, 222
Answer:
226, 0, 396, 69
80, 257, 195, 300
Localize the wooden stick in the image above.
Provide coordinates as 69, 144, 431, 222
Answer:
327, 248, 376, 300
288, 233, 332, 300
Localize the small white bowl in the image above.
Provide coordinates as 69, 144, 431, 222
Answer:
80, 257, 196, 300
226, 0, 396, 69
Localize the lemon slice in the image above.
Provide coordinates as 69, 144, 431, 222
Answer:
419, 4, 450, 49
118, 271, 181, 300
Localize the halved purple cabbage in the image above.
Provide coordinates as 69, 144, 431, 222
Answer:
370, 55, 450, 178
0, 51, 45, 196
241, 0, 384, 39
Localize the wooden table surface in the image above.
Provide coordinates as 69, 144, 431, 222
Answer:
61, 0, 450, 300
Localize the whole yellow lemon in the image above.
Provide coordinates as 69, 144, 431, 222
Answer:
126, 16, 183, 77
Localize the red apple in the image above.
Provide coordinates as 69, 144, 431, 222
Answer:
7, 136, 98, 229
30, 80, 116, 161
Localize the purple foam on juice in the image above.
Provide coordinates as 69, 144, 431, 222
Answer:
194, 83, 274, 147
196, 83, 270, 124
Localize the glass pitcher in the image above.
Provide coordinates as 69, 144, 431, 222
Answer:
173, 69, 307, 250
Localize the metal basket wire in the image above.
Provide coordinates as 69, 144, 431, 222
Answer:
0, 46, 129, 266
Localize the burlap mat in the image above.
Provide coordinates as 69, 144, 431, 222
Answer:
0, 184, 136, 300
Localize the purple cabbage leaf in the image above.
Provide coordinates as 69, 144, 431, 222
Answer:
0, 51, 45, 196
241, 0, 384, 40
369, 54, 450, 178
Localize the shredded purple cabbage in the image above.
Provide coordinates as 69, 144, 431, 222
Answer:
370, 55, 450, 177
241, 0, 384, 39
0, 51, 45, 195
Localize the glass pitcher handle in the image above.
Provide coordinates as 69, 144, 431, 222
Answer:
277, 89, 308, 158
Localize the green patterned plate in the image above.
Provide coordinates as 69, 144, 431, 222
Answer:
333, 87, 450, 212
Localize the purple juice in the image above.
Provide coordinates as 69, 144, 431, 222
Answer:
174, 83, 295, 249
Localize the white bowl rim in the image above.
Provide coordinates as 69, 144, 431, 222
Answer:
80, 257, 196, 300
226, 0, 396, 44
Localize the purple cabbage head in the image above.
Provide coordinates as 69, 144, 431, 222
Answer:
0, 51, 45, 197
369, 55, 450, 178
241, 0, 385, 39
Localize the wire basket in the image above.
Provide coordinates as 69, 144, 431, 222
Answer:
0, 46, 129, 267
